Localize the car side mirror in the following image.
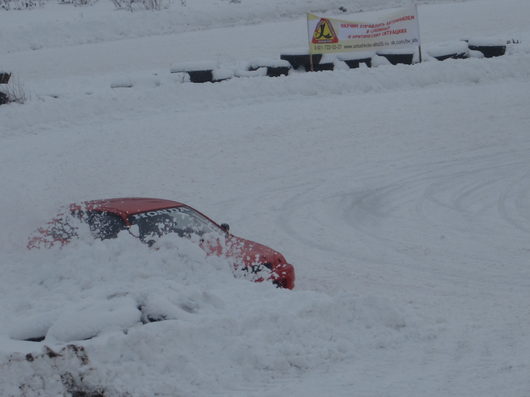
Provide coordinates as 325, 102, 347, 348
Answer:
220, 223, 230, 233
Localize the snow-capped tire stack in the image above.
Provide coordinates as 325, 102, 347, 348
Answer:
170, 39, 515, 84
465, 39, 507, 58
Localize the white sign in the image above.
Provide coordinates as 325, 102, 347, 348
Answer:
308, 6, 421, 54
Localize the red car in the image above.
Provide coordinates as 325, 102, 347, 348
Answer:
28, 198, 295, 289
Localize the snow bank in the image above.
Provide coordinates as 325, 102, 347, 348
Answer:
0, 229, 415, 396
2, 48, 529, 145
1, 232, 236, 339
46, 295, 141, 342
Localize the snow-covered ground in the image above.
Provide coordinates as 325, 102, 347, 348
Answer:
1, 0, 530, 395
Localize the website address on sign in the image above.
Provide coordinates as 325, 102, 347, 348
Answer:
343, 37, 418, 50
392, 38, 419, 45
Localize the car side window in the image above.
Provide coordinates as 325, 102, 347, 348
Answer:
129, 207, 222, 244
138, 214, 181, 242
87, 211, 126, 240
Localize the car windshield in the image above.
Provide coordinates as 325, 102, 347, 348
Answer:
128, 206, 222, 244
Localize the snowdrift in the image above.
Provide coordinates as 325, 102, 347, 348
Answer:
1, 234, 411, 396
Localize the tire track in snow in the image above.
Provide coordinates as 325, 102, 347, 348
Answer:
277, 146, 530, 292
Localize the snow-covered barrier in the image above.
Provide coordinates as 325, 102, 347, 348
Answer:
248, 59, 291, 77
313, 55, 336, 71
169, 38, 515, 84
376, 49, 417, 65
280, 50, 323, 71
337, 52, 373, 68
280, 51, 347, 72
427, 42, 470, 61
170, 62, 234, 83
465, 39, 507, 58
171, 60, 291, 82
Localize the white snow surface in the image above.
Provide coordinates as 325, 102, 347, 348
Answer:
1, 0, 530, 396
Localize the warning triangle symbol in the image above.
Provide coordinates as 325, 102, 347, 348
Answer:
312, 18, 339, 44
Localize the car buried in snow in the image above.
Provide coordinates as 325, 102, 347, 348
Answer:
28, 197, 295, 289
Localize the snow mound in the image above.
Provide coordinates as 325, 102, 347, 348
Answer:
3, 231, 236, 343
46, 295, 141, 342
1, 292, 413, 396
1, 228, 415, 396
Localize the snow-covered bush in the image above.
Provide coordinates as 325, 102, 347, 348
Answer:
111, 0, 179, 11
0, 0, 45, 10
0, 75, 28, 105
58, 0, 98, 7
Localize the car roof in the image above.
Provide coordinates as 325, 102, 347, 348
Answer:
78, 197, 186, 219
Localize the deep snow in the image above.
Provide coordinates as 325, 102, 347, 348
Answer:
1, 0, 530, 396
